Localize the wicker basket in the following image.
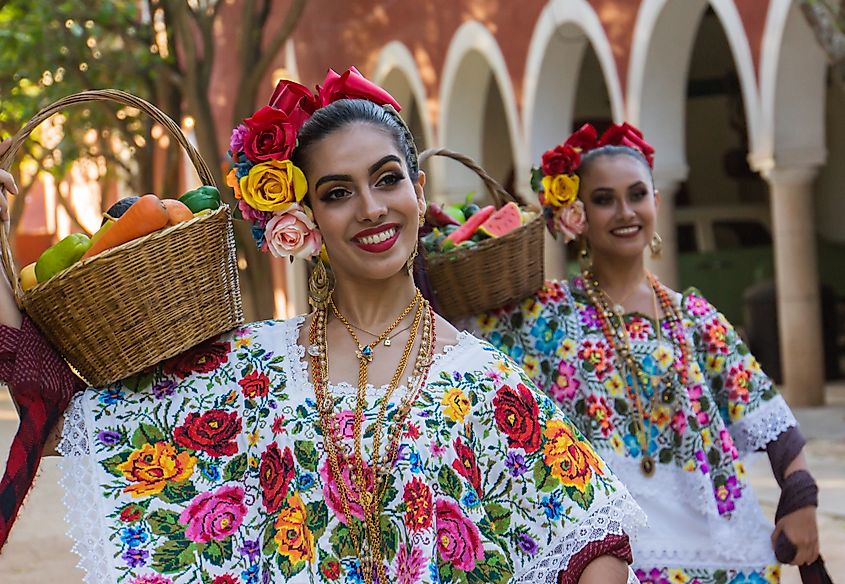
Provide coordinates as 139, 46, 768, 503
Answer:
0, 89, 243, 387
419, 148, 544, 321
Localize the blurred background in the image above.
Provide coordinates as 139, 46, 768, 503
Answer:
0, 1, 843, 581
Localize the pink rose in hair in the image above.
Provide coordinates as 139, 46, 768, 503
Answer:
229, 123, 248, 155
553, 199, 587, 243
264, 204, 322, 260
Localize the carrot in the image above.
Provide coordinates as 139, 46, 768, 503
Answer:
81, 194, 169, 260
162, 199, 193, 225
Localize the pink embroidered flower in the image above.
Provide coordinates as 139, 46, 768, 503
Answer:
686, 293, 711, 317
551, 198, 587, 243
719, 428, 739, 459
264, 204, 322, 260
334, 410, 357, 440
726, 364, 752, 404
394, 544, 426, 584
671, 410, 687, 435
130, 576, 174, 584
319, 456, 372, 523
434, 498, 484, 571
549, 361, 580, 403
179, 485, 247, 543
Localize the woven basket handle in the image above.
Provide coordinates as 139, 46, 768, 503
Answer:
418, 147, 529, 208
0, 89, 218, 306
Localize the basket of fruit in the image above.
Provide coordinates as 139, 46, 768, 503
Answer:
418, 148, 544, 320
0, 89, 243, 387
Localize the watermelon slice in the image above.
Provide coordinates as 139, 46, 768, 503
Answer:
478, 202, 523, 238
442, 205, 495, 248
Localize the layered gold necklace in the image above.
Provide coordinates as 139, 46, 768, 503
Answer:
308, 290, 436, 583
582, 271, 691, 477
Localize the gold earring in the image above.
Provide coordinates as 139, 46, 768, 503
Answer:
407, 213, 424, 274
578, 238, 592, 272
308, 257, 334, 308
649, 232, 663, 259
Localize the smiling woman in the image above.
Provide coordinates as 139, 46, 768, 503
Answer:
0, 70, 644, 583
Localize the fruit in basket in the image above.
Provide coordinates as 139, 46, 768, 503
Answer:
35, 233, 92, 283
20, 263, 38, 292
426, 202, 460, 227
103, 196, 140, 224
81, 194, 169, 260
478, 202, 523, 238
442, 205, 495, 247
162, 199, 194, 225
463, 203, 481, 218
179, 185, 221, 213
89, 218, 115, 248
444, 204, 466, 225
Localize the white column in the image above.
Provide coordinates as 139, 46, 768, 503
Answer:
763, 166, 825, 407
645, 179, 681, 290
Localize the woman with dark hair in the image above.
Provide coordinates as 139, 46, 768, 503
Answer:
0, 70, 643, 583
468, 123, 825, 583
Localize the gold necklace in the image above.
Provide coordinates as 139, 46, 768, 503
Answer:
348, 320, 415, 347
330, 291, 420, 362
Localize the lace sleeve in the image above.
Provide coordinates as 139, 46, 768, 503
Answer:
728, 393, 797, 457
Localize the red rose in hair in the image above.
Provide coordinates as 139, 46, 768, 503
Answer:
174, 409, 242, 457
239, 370, 270, 399
598, 122, 655, 167
493, 383, 542, 453
451, 438, 482, 497
163, 340, 231, 378
317, 67, 401, 110
259, 443, 296, 512
564, 123, 599, 152
268, 79, 318, 131
541, 144, 581, 177
242, 106, 297, 162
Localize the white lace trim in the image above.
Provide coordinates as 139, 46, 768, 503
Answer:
57, 392, 115, 584
512, 492, 646, 583
729, 394, 797, 457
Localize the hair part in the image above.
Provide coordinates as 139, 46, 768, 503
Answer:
576, 145, 653, 185
292, 99, 420, 182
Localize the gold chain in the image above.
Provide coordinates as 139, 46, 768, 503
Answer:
330, 290, 420, 362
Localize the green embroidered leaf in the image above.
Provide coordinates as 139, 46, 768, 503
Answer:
151, 538, 195, 574
532, 458, 559, 493
613, 398, 629, 415
276, 552, 306, 578
438, 465, 463, 500
306, 500, 329, 540
130, 423, 165, 449
566, 482, 595, 511
699, 395, 711, 411
262, 519, 277, 556
159, 481, 199, 505
201, 537, 232, 566
468, 549, 513, 583
146, 509, 183, 537
483, 502, 511, 535
223, 453, 248, 482
329, 523, 358, 558
707, 447, 721, 467
294, 440, 319, 472
295, 405, 309, 418
100, 451, 131, 477
380, 515, 399, 562
658, 448, 674, 464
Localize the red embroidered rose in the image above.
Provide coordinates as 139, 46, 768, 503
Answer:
434, 498, 484, 571
564, 123, 599, 152
317, 67, 401, 110
403, 477, 433, 532
259, 443, 296, 513
239, 370, 270, 399
451, 438, 482, 497
268, 79, 319, 131
163, 340, 231, 378
173, 409, 242, 457
320, 559, 341, 580
242, 106, 297, 162
540, 144, 581, 177
493, 383, 542, 453
212, 576, 238, 584
119, 504, 142, 523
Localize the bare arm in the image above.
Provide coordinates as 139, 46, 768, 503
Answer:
558, 555, 629, 583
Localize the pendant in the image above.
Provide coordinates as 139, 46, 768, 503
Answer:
384, 336, 391, 347
307, 344, 321, 357
613, 303, 625, 315
640, 455, 656, 477
356, 345, 374, 362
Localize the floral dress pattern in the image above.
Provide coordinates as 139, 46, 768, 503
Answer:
58, 316, 644, 584
469, 278, 798, 584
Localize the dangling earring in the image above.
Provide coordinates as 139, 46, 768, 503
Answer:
649, 232, 663, 259
407, 212, 424, 274
578, 237, 592, 272
308, 257, 334, 308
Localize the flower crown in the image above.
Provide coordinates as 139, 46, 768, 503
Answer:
227, 67, 401, 260
530, 122, 655, 243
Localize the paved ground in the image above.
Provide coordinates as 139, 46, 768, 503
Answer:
0, 384, 843, 583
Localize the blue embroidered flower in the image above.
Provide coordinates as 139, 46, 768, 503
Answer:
461, 489, 481, 508
429, 561, 441, 584
531, 317, 563, 354
242, 564, 259, 584
408, 450, 423, 474
542, 494, 563, 520
200, 461, 221, 482
728, 572, 768, 584
623, 434, 642, 457
344, 559, 364, 584
297, 472, 315, 491
119, 525, 148, 547
98, 387, 124, 406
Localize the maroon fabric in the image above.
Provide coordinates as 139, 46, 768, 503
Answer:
557, 533, 632, 584
0, 315, 83, 551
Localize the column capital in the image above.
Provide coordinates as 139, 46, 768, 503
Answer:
761, 164, 820, 188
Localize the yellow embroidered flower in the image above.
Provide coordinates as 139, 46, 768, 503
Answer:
541, 174, 579, 209
495, 360, 512, 375
729, 402, 745, 422
476, 314, 497, 334
610, 434, 625, 454
735, 461, 747, 480
706, 354, 725, 374
442, 387, 471, 423
691, 365, 705, 384
525, 300, 542, 319
748, 356, 762, 373
248, 430, 260, 446
651, 405, 671, 429
543, 420, 603, 492
654, 344, 673, 369
683, 459, 696, 473
118, 442, 196, 498
249, 456, 259, 468
274, 493, 315, 564
557, 338, 576, 359
523, 355, 539, 378
603, 373, 624, 397
764, 564, 780, 583
668, 568, 689, 584
240, 159, 307, 212
701, 428, 712, 448
235, 337, 252, 349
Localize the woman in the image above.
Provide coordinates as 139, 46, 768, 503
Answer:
0, 70, 644, 583
468, 123, 824, 583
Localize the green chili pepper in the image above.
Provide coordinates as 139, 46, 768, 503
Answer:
178, 185, 221, 213
35, 233, 91, 283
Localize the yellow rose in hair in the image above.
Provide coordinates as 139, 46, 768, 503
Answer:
240, 159, 307, 212
541, 173, 579, 209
